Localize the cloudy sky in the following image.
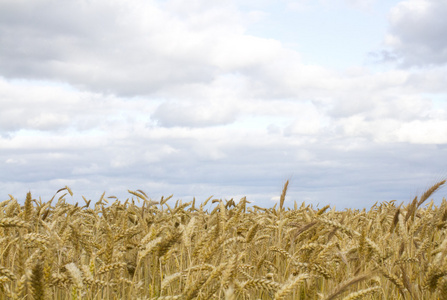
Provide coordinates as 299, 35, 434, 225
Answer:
1, 0, 447, 209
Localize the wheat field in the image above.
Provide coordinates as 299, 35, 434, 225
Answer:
1, 180, 447, 299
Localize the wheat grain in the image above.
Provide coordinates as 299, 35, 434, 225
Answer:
0, 217, 29, 228
341, 286, 381, 300
274, 273, 309, 300
30, 260, 45, 300
65, 263, 84, 290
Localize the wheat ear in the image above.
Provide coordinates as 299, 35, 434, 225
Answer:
274, 274, 309, 300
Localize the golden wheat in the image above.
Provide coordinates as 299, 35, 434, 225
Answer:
0, 183, 446, 299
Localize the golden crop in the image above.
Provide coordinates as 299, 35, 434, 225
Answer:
1, 180, 447, 299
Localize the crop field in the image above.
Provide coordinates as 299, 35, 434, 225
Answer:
1, 180, 447, 299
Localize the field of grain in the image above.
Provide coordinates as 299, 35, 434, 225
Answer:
1, 180, 447, 299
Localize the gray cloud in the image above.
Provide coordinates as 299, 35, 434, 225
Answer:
2, 124, 446, 209
0, 1, 224, 95
0, 0, 280, 97
378, 0, 447, 67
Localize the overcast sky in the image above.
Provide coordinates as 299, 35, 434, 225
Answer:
1, 0, 447, 209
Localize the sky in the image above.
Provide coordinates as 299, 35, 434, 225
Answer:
1, 0, 447, 209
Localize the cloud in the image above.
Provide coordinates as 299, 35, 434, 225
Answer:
343, 0, 376, 10
286, 0, 377, 11
1, 0, 447, 209
283, 102, 328, 135
378, 0, 447, 67
0, 77, 156, 134
152, 100, 238, 127
0, 0, 285, 97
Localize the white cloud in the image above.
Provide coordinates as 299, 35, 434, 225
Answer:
396, 120, 447, 144
0, 78, 156, 134
152, 100, 238, 127
210, 35, 283, 70
286, 0, 377, 11
344, 0, 376, 8
1, 0, 447, 209
284, 102, 328, 135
